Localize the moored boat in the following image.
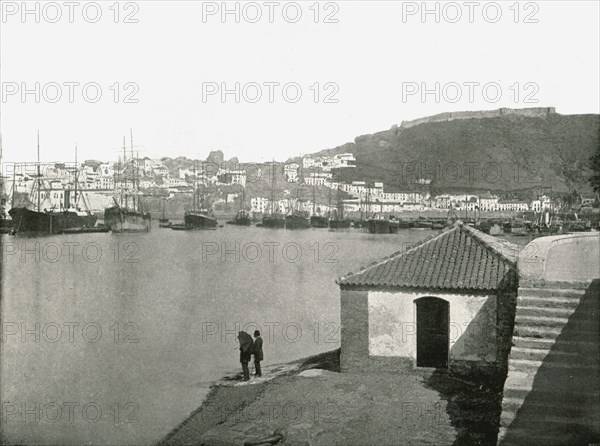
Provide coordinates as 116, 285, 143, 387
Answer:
261, 162, 286, 229
227, 210, 252, 226
413, 219, 433, 229
285, 211, 310, 230
105, 205, 151, 233
367, 216, 390, 234
329, 183, 351, 229
104, 132, 151, 233
310, 215, 329, 228
226, 189, 252, 226
9, 207, 98, 235
262, 214, 286, 228
10, 135, 99, 236
185, 209, 218, 229
158, 197, 171, 228
330, 218, 351, 229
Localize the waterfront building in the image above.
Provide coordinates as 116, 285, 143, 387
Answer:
530, 195, 554, 212
337, 222, 520, 374
497, 199, 529, 212
251, 196, 270, 213
479, 193, 499, 211
339, 225, 600, 445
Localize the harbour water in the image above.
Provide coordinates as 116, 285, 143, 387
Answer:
1, 225, 538, 445
0, 226, 461, 445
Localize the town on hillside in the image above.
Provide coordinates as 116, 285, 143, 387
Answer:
2, 150, 598, 223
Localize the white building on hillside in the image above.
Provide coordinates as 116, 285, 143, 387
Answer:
284, 163, 299, 182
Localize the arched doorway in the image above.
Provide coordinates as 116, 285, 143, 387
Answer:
415, 297, 449, 368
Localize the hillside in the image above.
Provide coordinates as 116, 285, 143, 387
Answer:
305, 111, 600, 196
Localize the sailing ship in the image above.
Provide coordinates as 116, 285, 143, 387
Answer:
0, 133, 13, 233
329, 183, 351, 229
285, 183, 310, 230
227, 187, 251, 226
9, 134, 98, 236
104, 131, 151, 233
533, 210, 562, 234
503, 218, 529, 235
285, 205, 311, 229
367, 214, 391, 234
309, 169, 329, 228
261, 162, 285, 228
0, 199, 11, 233
179, 161, 217, 230
158, 197, 171, 228
365, 185, 394, 234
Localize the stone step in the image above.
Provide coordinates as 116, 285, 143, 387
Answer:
512, 336, 599, 353
508, 358, 599, 371
513, 324, 597, 340
502, 386, 600, 402
500, 397, 599, 425
517, 295, 581, 309
516, 306, 578, 318
518, 288, 588, 298
499, 410, 599, 430
501, 396, 587, 414
509, 347, 587, 363
514, 314, 598, 329
498, 426, 600, 446
504, 368, 600, 401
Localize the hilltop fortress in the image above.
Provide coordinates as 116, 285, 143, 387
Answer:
399, 107, 556, 129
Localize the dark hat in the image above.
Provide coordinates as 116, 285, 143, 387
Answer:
254, 330, 260, 336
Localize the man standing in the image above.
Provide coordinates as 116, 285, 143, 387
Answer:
253, 330, 263, 377
238, 332, 253, 381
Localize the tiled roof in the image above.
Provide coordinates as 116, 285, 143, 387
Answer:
337, 222, 519, 291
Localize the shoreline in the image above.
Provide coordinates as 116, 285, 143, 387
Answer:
158, 350, 341, 446
157, 349, 504, 446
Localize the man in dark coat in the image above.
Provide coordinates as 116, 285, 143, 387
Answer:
239, 334, 253, 381
253, 330, 263, 377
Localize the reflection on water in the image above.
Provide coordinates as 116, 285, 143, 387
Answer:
1, 227, 438, 445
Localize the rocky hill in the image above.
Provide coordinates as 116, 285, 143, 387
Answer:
305, 109, 600, 196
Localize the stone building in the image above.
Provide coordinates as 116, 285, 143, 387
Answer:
337, 222, 520, 376
337, 224, 600, 445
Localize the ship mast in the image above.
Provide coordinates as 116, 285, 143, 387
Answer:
73, 143, 78, 209
312, 168, 316, 216
193, 160, 197, 211
0, 133, 6, 216
0, 132, 3, 209
338, 176, 343, 221
130, 128, 136, 212
11, 153, 16, 209
328, 185, 332, 219
123, 136, 128, 209
240, 185, 245, 213
36, 130, 41, 212
201, 161, 205, 211
270, 160, 275, 215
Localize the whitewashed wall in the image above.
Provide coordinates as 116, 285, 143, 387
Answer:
367, 291, 497, 364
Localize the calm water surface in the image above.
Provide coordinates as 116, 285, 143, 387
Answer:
1, 226, 447, 445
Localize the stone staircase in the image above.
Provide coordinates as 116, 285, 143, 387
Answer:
498, 286, 600, 445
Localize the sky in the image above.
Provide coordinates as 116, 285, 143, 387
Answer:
0, 1, 599, 164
